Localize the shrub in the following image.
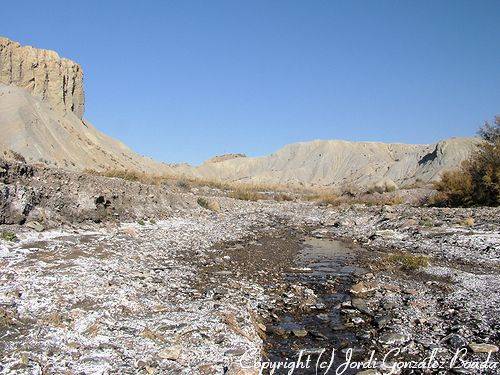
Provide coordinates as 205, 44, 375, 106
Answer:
137, 219, 146, 226
368, 179, 398, 194
176, 179, 191, 190
461, 217, 475, 227
197, 197, 209, 208
387, 253, 429, 270
303, 192, 339, 206
433, 117, 499, 207
273, 193, 294, 202
419, 218, 434, 227
316, 194, 340, 206
7, 150, 26, 163
103, 169, 141, 182
1, 231, 18, 242
352, 195, 404, 206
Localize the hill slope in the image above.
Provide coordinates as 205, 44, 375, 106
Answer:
181, 137, 480, 188
0, 83, 173, 173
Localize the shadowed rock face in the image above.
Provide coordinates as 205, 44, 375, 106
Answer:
0, 37, 84, 118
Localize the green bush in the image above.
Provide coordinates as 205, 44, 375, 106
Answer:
176, 179, 191, 190
387, 253, 429, 270
1, 231, 18, 242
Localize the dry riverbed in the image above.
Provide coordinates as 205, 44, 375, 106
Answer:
0, 198, 498, 374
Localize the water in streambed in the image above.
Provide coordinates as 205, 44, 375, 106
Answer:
263, 237, 371, 375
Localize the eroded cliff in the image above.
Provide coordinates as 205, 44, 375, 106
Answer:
0, 36, 84, 118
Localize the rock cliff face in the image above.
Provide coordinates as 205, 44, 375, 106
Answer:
0, 37, 84, 118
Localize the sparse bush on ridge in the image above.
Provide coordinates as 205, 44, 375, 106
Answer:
310, 193, 340, 206
432, 117, 499, 207
79, 167, 407, 207
367, 179, 398, 194
400, 178, 426, 190
6, 150, 26, 163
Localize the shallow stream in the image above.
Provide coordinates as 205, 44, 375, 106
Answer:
263, 237, 371, 374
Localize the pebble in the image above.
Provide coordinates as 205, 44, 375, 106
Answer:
292, 329, 308, 337
378, 333, 410, 345
468, 342, 499, 353
357, 370, 381, 375
158, 346, 181, 360
445, 333, 467, 349
350, 281, 378, 295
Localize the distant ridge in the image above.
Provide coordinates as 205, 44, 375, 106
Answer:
180, 137, 480, 188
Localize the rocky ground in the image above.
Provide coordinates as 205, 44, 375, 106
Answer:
0, 162, 499, 374
291, 205, 499, 374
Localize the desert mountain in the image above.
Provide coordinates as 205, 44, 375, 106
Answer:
0, 37, 480, 188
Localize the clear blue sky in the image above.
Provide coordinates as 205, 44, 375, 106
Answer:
3, 1, 499, 165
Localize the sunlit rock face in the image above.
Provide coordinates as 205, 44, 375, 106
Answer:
0, 36, 84, 118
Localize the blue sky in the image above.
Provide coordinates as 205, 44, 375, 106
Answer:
3, 1, 499, 165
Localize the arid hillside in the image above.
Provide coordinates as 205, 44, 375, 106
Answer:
183, 137, 480, 189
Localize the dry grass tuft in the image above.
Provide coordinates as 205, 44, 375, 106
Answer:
460, 217, 475, 227
356, 195, 404, 206
197, 197, 221, 211
229, 188, 266, 201
273, 193, 294, 202
83, 168, 166, 185
315, 194, 340, 206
